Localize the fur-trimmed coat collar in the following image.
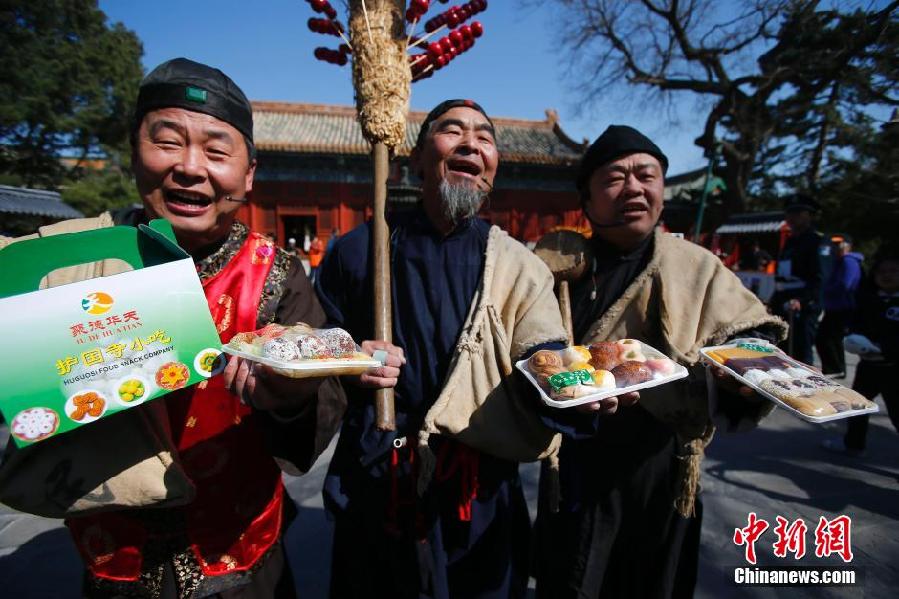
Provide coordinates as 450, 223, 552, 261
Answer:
418, 226, 567, 472
583, 228, 787, 439
584, 228, 787, 364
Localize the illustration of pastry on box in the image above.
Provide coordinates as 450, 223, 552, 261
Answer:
701, 339, 878, 422
517, 339, 688, 408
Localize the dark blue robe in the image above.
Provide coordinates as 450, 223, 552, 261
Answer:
315, 208, 532, 599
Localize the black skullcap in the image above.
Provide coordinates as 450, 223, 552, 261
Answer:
576, 125, 669, 193
415, 99, 495, 150
784, 193, 820, 213
133, 58, 254, 142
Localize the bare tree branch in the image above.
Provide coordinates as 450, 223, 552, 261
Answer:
535, 0, 898, 214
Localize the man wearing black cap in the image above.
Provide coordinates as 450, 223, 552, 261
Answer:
535, 125, 786, 599
1, 58, 344, 598
316, 100, 567, 598
773, 194, 825, 364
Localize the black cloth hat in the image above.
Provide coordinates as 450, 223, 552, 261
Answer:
576, 125, 669, 193
133, 58, 254, 142
784, 193, 820, 213
415, 99, 495, 151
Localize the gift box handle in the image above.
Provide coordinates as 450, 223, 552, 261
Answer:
0, 220, 181, 297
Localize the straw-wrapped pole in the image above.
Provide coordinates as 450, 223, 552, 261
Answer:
534, 230, 592, 345
349, 0, 410, 431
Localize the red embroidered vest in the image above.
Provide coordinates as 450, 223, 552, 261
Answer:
67, 233, 284, 582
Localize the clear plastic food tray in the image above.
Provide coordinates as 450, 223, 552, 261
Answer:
516, 340, 689, 409
222, 345, 380, 379
699, 339, 879, 423
222, 323, 380, 379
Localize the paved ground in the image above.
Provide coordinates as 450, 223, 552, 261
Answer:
2, 354, 897, 598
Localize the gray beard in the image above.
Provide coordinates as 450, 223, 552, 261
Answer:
439, 179, 486, 225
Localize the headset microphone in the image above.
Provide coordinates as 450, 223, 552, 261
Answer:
225, 196, 248, 203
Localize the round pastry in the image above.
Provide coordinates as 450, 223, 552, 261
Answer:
619, 348, 646, 363
295, 334, 333, 359
256, 323, 288, 339
827, 399, 852, 413
832, 387, 876, 410
568, 361, 595, 373
537, 365, 567, 389
591, 369, 616, 390
560, 345, 592, 366
262, 337, 301, 362
759, 378, 795, 398
288, 322, 315, 336
616, 338, 642, 350
804, 374, 837, 389
741, 369, 772, 387
229, 331, 257, 346
766, 369, 792, 381
228, 332, 259, 354
645, 357, 676, 376
759, 379, 814, 402
789, 378, 817, 392
784, 367, 814, 379
588, 342, 622, 371
11, 407, 60, 443
529, 350, 564, 372
318, 327, 357, 358
611, 361, 654, 387
553, 383, 595, 400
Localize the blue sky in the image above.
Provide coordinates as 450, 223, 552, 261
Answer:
96, 1, 776, 175
99, 0, 719, 174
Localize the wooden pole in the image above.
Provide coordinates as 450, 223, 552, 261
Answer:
558, 280, 574, 345
533, 229, 591, 347
372, 141, 395, 431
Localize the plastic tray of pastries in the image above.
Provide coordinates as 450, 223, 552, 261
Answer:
516, 339, 689, 408
223, 323, 380, 379
700, 338, 879, 423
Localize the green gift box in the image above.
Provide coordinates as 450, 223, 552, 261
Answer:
0, 219, 221, 447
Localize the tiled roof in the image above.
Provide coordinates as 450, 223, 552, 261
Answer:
252, 102, 587, 166
716, 211, 786, 234
0, 185, 83, 219
663, 166, 726, 202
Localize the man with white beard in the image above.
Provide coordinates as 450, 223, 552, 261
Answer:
315, 100, 568, 598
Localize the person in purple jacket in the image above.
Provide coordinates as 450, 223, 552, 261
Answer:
815, 235, 864, 376
823, 246, 899, 456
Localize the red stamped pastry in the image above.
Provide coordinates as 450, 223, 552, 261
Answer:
155, 362, 191, 390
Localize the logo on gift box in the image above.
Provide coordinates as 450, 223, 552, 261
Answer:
82, 292, 114, 315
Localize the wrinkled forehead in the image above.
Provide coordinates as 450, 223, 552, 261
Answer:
593, 152, 663, 176
140, 106, 242, 138
429, 107, 496, 137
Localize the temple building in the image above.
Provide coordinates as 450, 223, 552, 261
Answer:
240, 101, 589, 245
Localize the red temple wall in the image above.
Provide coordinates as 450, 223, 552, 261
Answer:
239, 181, 584, 246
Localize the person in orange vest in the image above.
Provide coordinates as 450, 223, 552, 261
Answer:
308, 235, 325, 283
